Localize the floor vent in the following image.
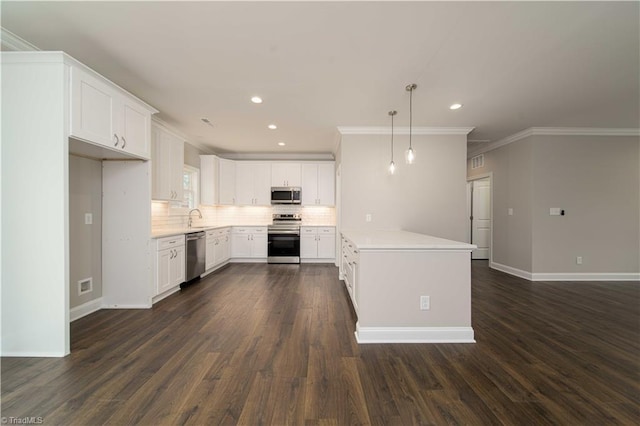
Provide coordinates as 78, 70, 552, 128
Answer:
78, 278, 93, 295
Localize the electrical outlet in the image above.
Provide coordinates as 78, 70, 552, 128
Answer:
420, 296, 430, 310
576, 256, 583, 265
365, 214, 372, 222
85, 213, 93, 225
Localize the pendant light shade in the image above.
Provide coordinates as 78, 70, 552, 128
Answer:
405, 83, 417, 164
388, 110, 397, 175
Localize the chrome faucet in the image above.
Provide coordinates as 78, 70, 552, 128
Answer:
187, 208, 203, 229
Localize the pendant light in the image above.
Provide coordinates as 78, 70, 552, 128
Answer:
388, 110, 397, 175
405, 83, 417, 164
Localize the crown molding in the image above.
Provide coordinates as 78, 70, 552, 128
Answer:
1, 27, 40, 51
221, 152, 334, 161
468, 127, 640, 158
151, 116, 216, 154
337, 126, 474, 136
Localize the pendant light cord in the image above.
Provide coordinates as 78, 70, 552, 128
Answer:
409, 87, 413, 150
391, 112, 394, 160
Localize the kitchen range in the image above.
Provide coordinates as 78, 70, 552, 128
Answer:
267, 213, 302, 264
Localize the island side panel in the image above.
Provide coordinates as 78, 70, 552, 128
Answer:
357, 250, 472, 328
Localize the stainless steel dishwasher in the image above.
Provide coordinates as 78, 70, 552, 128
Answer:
185, 231, 206, 282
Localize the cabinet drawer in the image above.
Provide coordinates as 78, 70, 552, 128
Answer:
232, 226, 267, 234
157, 235, 185, 250
318, 227, 335, 235
301, 227, 317, 235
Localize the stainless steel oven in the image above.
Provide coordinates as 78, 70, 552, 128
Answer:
267, 213, 301, 263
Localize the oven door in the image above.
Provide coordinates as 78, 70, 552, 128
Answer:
268, 231, 300, 264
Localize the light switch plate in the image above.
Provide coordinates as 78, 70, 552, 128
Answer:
549, 208, 562, 216
508, 208, 513, 216
85, 213, 93, 225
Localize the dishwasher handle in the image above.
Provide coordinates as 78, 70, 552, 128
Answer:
186, 232, 206, 241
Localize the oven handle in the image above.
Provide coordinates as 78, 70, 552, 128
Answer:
268, 230, 300, 235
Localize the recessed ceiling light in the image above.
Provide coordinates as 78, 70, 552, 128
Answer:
449, 103, 463, 110
278, 142, 286, 146
251, 96, 263, 104
268, 124, 277, 130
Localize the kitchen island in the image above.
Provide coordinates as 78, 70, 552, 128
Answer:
340, 230, 476, 343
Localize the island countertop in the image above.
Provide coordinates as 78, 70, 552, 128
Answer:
341, 229, 476, 251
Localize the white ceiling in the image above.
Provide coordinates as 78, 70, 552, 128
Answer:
2, 1, 638, 155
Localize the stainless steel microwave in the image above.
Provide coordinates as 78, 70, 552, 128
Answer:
271, 187, 301, 204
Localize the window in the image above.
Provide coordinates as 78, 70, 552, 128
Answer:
181, 165, 199, 209
169, 165, 199, 214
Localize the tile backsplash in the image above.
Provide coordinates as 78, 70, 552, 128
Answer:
152, 202, 335, 231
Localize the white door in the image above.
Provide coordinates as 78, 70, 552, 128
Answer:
471, 178, 491, 260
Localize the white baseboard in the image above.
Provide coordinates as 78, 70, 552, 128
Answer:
490, 262, 533, 280
355, 324, 475, 344
301, 258, 335, 264
1, 350, 68, 357
152, 286, 181, 304
531, 272, 640, 281
70, 297, 104, 322
201, 261, 230, 277
101, 304, 151, 309
491, 262, 639, 282
229, 258, 267, 263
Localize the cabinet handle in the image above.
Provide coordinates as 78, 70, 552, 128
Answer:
121, 136, 127, 149
169, 250, 174, 259
113, 134, 119, 147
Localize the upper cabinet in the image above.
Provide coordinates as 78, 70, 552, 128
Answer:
271, 163, 301, 187
236, 162, 270, 205
200, 156, 238, 205
218, 158, 236, 205
302, 162, 335, 206
151, 123, 184, 201
70, 66, 154, 160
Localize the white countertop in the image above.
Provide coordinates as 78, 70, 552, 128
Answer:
151, 226, 231, 239
341, 229, 476, 251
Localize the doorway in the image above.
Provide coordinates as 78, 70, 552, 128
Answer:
468, 177, 491, 260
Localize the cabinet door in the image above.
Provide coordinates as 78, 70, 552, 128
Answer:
300, 234, 318, 258
317, 234, 336, 259
222, 233, 231, 261
232, 233, 251, 257
151, 126, 172, 200
200, 155, 218, 206
169, 133, 184, 201
235, 162, 255, 205
218, 159, 236, 205
251, 234, 268, 258
70, 67, 116, 148
317, 163, 335, 206
301, 164, 319, 205
120, 98, 151, 159
172, 245, 186, 286
271, 163, 301, 187
214, 238, 224, 265
156, 248, 172, 295
205, 236, 215, 270
252, 163, 272, 205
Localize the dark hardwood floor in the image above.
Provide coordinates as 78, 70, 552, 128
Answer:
2, 261, 639, 425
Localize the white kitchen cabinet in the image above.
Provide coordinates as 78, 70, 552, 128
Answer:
154, 235, 185, 297
70, 66, 152, 160
341, 235, 359, 313
205, 228, 231, 271
301, 162, 335, 206
218, 158, 236, 205
271, 162, 301, 187
235, 162, 270, 205
301, 227, 336, 261
231, 227, 267, 258
151, 123, 184, 202
201, 156, 237, 206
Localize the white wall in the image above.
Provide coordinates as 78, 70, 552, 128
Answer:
469, 133, 640, 278
340, 133, 468, 242
1, 59, 70, 356
69, 155, 102, 308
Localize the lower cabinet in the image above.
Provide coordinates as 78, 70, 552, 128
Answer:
205, 228, 231, 271
231, 227, 267, 258
154, 235, 185, 297
341, 235, 359, 313
300, 227, 336, 261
